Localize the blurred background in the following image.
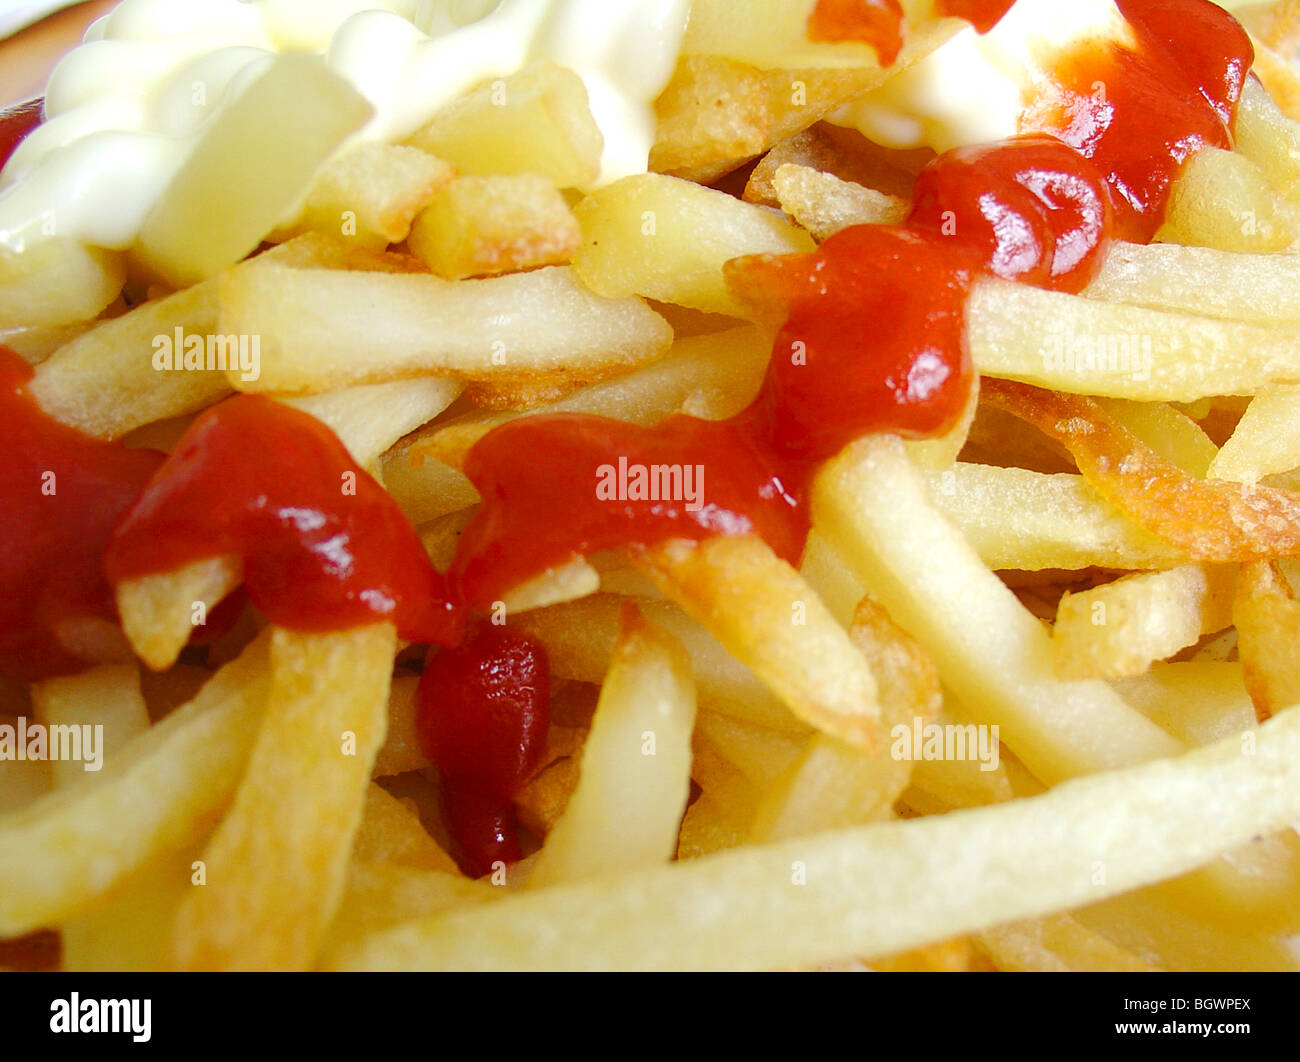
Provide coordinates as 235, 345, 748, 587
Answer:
0, 0, 114, 105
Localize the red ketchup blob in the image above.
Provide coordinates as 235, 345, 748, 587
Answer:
0, 348, 163, 681
909, 135, 1113, 293
451, 413, 806, 609
415, 625, 551, 877
0, 98, 42, 171
735, 224, 980, 463
106, 395, 461, 647
807, 0, 905, 66
1023, 0, 1252, 242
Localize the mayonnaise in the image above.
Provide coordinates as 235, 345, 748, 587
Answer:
0, 0, 690, 253
828, 0, 1137, 153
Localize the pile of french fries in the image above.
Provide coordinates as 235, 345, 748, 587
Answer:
7, 0, 1300, 972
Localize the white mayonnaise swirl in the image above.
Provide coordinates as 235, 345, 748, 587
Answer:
829, 0, 1137, 153
0, 0, 690, 252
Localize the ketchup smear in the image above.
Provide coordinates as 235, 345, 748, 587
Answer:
807, 0, 1017, 66
105, 396, 461, 647
0, 348, 163, 681
449, 0, 1248, 610
415, 625, 550, 877
0, 98, 42, 171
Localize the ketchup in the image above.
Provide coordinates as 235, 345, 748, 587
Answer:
0, 98, 42, 172
807, 0, 1016, 65
807, 0, 906, 66
0, 348, 163, 682
106, 396, 461, 647
1023, 0, 1252, 242
451, 134, 1107, 605
416, 625, 550, 877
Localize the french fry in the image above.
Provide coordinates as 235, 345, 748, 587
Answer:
921, 464, 1190, 572
573, 173, 814, 317
975, 914, 1158, 973
116, 556, 244, 673
31, 664, 150, 786
744, 123, 929, 206
326, 707, 1300, 971
529, 606, 696, 888
371, 678, 425, 779
983, 379, 1300, 562
1234, 70, 1300, 196
1113, 662, 1258, 746
969, 277, 1300, 401
694, 709, 805, 792
815, 433, 1300, 933
1233, 560, 1300, 720
501, 560, 602, 616
1052, 566, 1237, 680
511, 594, 807, 734
749, 597, 941, 841
287, 143, 454, 250
134, 54, 373, 287
405, 326, 771, 493
219, 260, 673, 395
408, 174, 582, 280
0, 238, 124, 330
1076, 887, 1300, 972
0, 321, 95, 366
405, 61, 603, 189
28, 276, 229, 440
813, 434, 1182, 783
1097, 398, 1218, 477
1155, 146, 1293, 252
352, 782, 459, 874
771, 163, 910, 239
1208, 385, 1300, 482
1084, 240, 1300, 326
279, 376, 463, 469
514, 755, 582, 838
171, 624, 395, 971
634, 535, 882, 750
322, 862, 494, 952
0, 632, 270, 936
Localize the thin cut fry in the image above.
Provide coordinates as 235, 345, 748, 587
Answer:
1052, 566, 1237, 680
326, 707, 1300, 971
982, 378, 1300, 562
1233, 560, 1300, 720
116, 556, 244, 673
0, 633, 271, 936
171, 624, 395, 971
529, 606, 696, 888
635, 536, 882, 750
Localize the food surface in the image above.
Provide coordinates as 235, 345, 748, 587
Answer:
3, 0, 1300, 974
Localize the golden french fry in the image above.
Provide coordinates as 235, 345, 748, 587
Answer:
0, 238, 124, 330
771, 163, 910, 239
326, 707, 1300, 971
0, 633, 271, 936
288, 143, 454, 250
1156, 146, 1292, 252
573, 173, 814, 316
1208, 385, 1300, 482
116, 556, 244, 673
172, 624, 395, 971
983, 379, 1300, 562
28, 276, 229, 440
405, 61, 603, 189
220, 260, 673, 395
1052, 566, 1237, 680
352, 782, 459, 874
635, 535, 882, 750
409, 174, 582, 280
529, 606, 696, 888
1233, 560, 1300, 720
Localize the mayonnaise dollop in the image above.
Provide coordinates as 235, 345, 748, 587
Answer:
828, 0, 1137, 153
0, 0, 690, 252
